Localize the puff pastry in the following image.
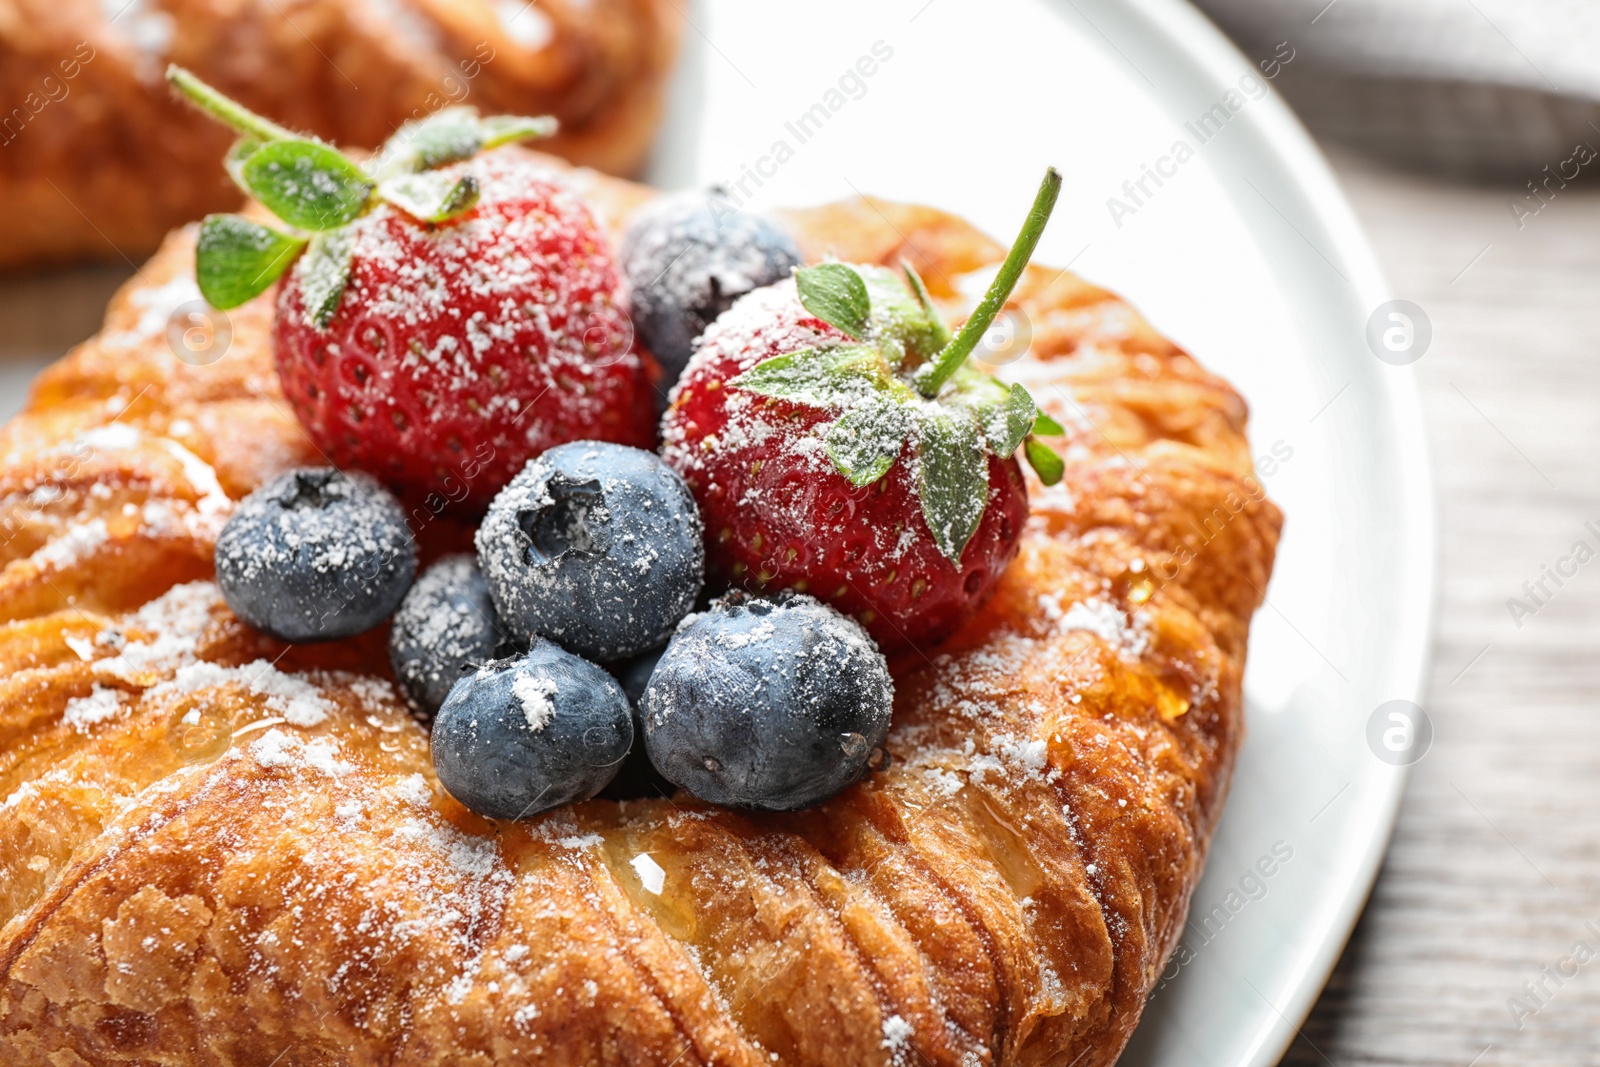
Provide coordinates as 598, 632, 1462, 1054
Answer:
0, 0, 680, 269
0, 152, 1281, 1065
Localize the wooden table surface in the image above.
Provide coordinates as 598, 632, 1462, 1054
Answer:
0, 146, 1592, 1066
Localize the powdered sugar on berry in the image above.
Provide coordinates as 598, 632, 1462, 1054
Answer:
512, 670, 558, 732
275, 150, 652, 508
661, 275, 1030, 652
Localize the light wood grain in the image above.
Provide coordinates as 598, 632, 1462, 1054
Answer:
1280, 148, 1600, 1066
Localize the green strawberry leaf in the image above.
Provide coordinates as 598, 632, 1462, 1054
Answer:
1033, 410, 1066, 436
856, 264, 947, 366
796, 263, 871, 339
298, 228, 356, 328
938, 369, 1032, 453
986, 383, 1037, 454
378, 172, 481, 223
899, 260, 952, 348
387, 112, 482, 174
195, 214, 305, 310
730, 345, 880, 409
826, 399, 910, 486
240, 139, 373, 231
225, 136, 265, 189
376, 110, 559, 177
1024, 437, 1065, 485
918, 412, 990, 562
480, 114, 559, 149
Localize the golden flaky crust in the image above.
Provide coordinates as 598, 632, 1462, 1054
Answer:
0, 155, 1281, 1066
0, 0, 680, 269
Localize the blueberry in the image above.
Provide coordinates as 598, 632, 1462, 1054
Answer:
595, 644, 675, 801
215, 467, 416, 643
476, 442, 703, 662
389, 554, 517, 718
639, 592, 893, 811
614, 644, 666, 708
621, 192, 802, 389
431, 638, 634, 819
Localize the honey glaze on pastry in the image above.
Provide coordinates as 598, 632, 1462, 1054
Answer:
0, 153, 1280, 1065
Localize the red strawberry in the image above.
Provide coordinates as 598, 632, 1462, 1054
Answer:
169, 67, 652, 509
662, 171, 1065, 652
273, 151, 652, 507
664, 282, 1030, 651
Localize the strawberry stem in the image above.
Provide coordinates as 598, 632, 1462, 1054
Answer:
167, 65, 296, 144
917, 167, 1061, 397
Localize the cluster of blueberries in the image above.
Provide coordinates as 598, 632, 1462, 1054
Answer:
211, 195, 896, 818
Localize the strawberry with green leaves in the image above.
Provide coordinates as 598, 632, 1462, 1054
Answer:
662, 169, 1066, 652
168, 67, 653, 509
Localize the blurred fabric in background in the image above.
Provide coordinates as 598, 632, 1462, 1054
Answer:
1194, 0, 1600, 179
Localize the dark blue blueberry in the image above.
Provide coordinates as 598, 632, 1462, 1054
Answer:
389, 554, 517, 718
596, 644, 674, 801
639, 592, 894, 811
614, 644, 666, 708
620, 192, 802, 390
476, 442, 704, 662
431, 637, 634, 819
215, 467, 415, 643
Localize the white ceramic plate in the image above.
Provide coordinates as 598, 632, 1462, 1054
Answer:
647, 1, 1435, 1063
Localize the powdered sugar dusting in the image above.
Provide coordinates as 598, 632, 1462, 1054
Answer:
95, 581, 222, 679
882, 1013, 914, 1060
392, 772, 433, 808
1057, 597, 1150, 658
62, 684, 125, 731
512, 670, 558, 732
31, 518, 109, 569
660, 272, 1028, 647
102, 272, 198, 346
277, 151, 643, 490
21, 427, 233, 561
394, 816, 500, 880
249, 728, 301, 769
158, 660, 333, 727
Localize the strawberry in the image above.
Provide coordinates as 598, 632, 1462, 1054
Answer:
168, 67, 652, 509
270, 152, 652, 506
662, 171, 1066, 652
